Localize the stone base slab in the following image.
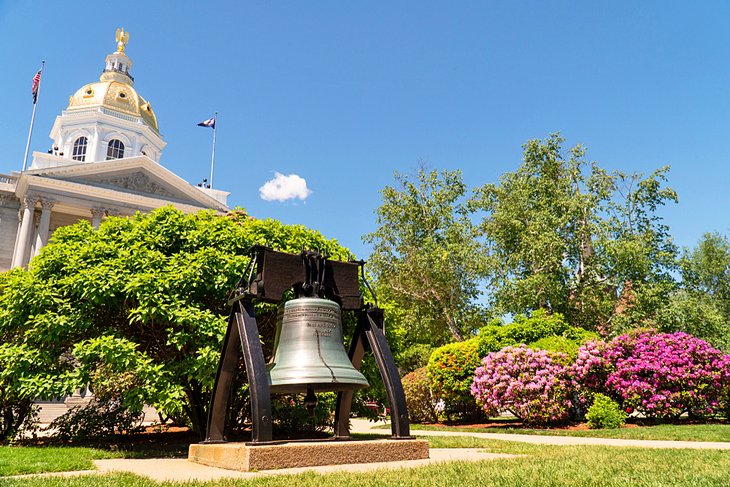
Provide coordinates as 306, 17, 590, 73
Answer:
188, 439, 430, 471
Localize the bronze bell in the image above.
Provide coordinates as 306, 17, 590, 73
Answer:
268, 297, 369, 393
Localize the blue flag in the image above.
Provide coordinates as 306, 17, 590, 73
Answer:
197, 115, 216, 129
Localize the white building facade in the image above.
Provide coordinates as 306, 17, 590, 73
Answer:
0, 30, 229, 272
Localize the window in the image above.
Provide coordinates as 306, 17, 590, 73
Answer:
72, 137, 88, 161
106, 139, 125, 160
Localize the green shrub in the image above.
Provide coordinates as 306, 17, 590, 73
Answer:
586, 393, 626, 429
397, 343, 435, 375
49, 399, 144, 441
427, 338, 482, 419
0, 342, 41, 442
478, 310, 597, 359
477, 310, 568, 355
271, 392, 336, 437
401, 367, 437, 424
528, 336, 580, 363
49, 362, 148, 441
0, 207, 355, 439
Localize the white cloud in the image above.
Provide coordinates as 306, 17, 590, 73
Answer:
259, 172, 312, 202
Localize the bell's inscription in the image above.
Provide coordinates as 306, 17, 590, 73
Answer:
283, 305, 340, 337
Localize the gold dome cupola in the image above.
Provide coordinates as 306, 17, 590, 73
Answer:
41, 28, 166, 168
100, 28, 134, 84
67, 28, 159, 133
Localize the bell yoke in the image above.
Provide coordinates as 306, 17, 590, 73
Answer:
204, 246, 412, 444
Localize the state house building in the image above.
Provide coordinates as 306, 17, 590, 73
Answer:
0, 30, 229, 272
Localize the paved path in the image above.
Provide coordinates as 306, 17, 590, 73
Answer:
7, 418, 728, 482
7, 450, 518, 482
350, 418, 730, 450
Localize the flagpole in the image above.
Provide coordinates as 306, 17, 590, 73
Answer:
22, 60, 44, 173
209, 112, 217, 189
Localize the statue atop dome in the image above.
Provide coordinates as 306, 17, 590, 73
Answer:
116, 28, 129, 53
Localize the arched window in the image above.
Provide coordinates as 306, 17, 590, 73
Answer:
106, 139, 125, 160
72, 136, 88, 161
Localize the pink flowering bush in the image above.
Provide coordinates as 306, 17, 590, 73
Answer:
569, 340, 611, 411
471, 345, 573, 425
574, 331, 730, 419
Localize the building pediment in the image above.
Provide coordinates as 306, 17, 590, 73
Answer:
61, 171, 179, 200
20, 156, 228, 212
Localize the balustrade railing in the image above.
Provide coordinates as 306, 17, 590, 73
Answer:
62, 106, 143, 124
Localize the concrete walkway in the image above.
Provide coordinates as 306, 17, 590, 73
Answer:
7, 418, 729, 482
7, 449, 518, 482
351, 418, 730, 450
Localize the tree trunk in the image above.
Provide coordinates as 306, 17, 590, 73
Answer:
185, 382, 208, 439
445, 315, 464, 342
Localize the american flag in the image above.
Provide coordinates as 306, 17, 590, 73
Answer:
32, 69, 42, 104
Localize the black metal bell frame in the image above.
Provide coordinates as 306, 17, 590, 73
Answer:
204, 246, 412, 444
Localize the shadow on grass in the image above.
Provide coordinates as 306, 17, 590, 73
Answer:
14, 428, 384, 459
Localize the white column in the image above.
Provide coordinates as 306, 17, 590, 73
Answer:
27, 210, 41, 259
11, 208, 23, 265
90, 207, 105, 229
11, 195, 38, 269
33, 199, 55, 257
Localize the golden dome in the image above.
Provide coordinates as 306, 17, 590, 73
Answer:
67, 79, 159, 133
66, 29, 159, 133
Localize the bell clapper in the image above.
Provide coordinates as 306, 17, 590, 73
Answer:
304, 386, 318, 417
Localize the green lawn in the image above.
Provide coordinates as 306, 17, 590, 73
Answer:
0, 446, 119, 476
401, 422, 730, 442
1, 436, 729, 486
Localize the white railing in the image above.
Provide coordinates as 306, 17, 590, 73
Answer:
100, 107, 140, 123
62, 106, 144, 125
0, 175, 17, 184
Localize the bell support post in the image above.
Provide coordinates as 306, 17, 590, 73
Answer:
203, 304, 240, 443
334, 307, 412, 439
363, 307, 412, 438
237, 299, 274, 443
204, 297, 273, 444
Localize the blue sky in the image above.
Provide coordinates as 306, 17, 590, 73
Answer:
1, 1, 728, 259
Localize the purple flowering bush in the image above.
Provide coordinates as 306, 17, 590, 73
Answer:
471, 345, 573, 425
574, 331, 730, 419
569, 339, 611, 411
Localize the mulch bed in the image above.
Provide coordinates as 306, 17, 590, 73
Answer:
428, 421, 638, 430
423, 417, 727, 430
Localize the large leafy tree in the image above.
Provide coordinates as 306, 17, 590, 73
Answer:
658, 232, 730, 351
0, 207, 351, 439
680, 232, 730, 317
364, 168, 488, 344
471, 133, 678, 333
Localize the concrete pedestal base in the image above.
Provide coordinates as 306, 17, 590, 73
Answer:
188, 439, 430, 471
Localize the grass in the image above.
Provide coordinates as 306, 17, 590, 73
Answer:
399, 422, 730, 442
0, 438, 729, 486
0, 446, 119, 476
1, 436, 730, 486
